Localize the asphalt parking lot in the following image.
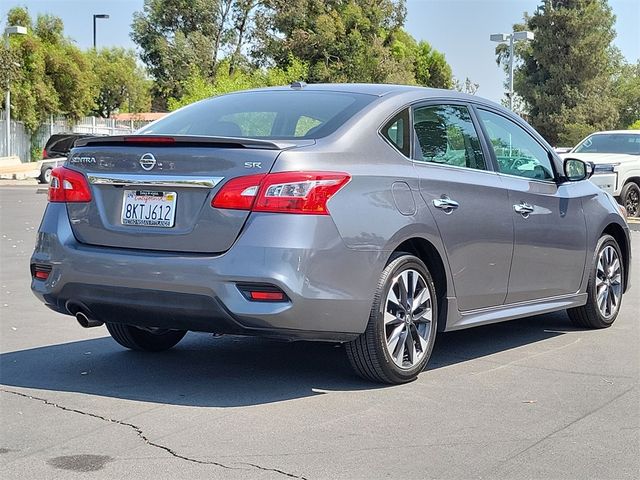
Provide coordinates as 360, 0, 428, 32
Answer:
1, 185, 638, 480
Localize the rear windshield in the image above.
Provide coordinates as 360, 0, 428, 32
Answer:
574, 133, 640, 155
139, 90, 375, 139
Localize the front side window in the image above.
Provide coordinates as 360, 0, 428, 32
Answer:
477, 109, 555, 180
413, 105, 486, 170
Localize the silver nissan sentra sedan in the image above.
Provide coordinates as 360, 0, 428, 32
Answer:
31, 83, 631, 384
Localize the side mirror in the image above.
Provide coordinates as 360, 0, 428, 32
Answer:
563, 158, 594, 182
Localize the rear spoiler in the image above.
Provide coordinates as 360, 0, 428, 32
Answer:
74, 135, 289, 150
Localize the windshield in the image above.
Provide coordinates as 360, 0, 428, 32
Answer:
139, 90, 375, 140
573, 133, 640, 155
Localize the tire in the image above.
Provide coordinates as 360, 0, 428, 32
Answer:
39, 167, 52, 184
106, 323, 186, 352
346, 253, 438, 384
567, 234, 624, 329
620, 182, 639, 218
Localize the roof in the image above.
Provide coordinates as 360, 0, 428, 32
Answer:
237, 82, 473, 99
589, 130, 640, 135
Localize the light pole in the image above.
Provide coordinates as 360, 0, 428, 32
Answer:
93, 14, 109, 49
490, 31, 534, 110
4, 25, 27, 158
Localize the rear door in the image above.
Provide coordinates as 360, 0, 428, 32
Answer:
412, 103, 513, 311
474, 108, 587, 303
65, 137, 284, 253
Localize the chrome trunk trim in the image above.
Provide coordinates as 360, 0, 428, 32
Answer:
87, 174, 224, 189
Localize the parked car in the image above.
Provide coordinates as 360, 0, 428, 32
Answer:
30, 84, 631, 384
39, 133, 102, 183
560, 130, 640, 217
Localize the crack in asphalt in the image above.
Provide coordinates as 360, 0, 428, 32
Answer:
241, 462, 309, 479
479, 385, 637, 477
1, 389, 308, 480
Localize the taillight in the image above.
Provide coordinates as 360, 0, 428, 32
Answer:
211, 174, 266, 210
212, 171, 350, 215
31, 264, 52, 281
42, 148, 48, 159
236, 284, 288, 302
124, 136, 176, 144
48, 167, 92, 203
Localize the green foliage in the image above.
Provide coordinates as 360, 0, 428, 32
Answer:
256, 0, 418, 84
30, 144, 42, 163
131, 0, 222, 108
612, 61, 640, 130
88, 48, 152, 117
628, 120, 640, 130
3, 7, 95, 131
168, 56, 308, 110
389, 30, 453, 88
132, 0, 453, 108
413, 41, 452, 88
498, 0, 619, 145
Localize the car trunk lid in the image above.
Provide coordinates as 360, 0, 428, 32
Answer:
65, 135, 309, 253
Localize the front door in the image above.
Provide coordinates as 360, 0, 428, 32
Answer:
475, 108, 587, 304
413, 104, 514, 311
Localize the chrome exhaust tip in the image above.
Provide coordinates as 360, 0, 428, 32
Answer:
75, 311, 103, 328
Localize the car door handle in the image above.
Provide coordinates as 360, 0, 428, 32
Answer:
513, 202, 534, 216
432, 196, 459, 211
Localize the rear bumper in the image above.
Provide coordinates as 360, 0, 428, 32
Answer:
31, 204, 384, 341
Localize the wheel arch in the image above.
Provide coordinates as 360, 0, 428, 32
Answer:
622, 176, 640, 187
390, 237, 450, 331
602, 223, 630, 293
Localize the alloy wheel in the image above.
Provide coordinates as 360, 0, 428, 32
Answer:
624, 187, 639, 217
595, 245, 622, 319
384, 269, 433, 369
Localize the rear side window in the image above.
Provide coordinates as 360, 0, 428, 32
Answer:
140, 91, 375, 139
381, 109, 410, 157
413, 105, 486, 170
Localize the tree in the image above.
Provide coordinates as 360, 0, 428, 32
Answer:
131, 0, 223, 109
255, 0, 413, 84
390, 30, 453, 88
497, 0, 619, 145
168, 56, 308, 110
413, 40, 452, 88
229, 0, 262, 74
612, 61, 640, 129
3, 7, 95, 131
88, 48, 152, 118
454, 77, 479, 95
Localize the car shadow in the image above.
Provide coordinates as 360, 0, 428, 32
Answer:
0, 311, 575, 407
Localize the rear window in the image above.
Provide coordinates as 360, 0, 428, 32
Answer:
574, 133, 640, 155
139, 90, 375, 139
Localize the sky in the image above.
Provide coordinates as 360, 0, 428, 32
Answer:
1, 0, 639, 103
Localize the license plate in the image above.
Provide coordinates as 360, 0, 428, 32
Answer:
121, 190, 177, 228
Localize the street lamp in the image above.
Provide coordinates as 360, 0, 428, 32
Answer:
93, 14, 109, 49
4, 25, 27, 158
490, 30, 534, 110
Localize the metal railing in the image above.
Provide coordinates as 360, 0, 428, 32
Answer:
1, 112, 153, 162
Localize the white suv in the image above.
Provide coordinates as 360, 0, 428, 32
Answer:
561, 130, 640, 217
